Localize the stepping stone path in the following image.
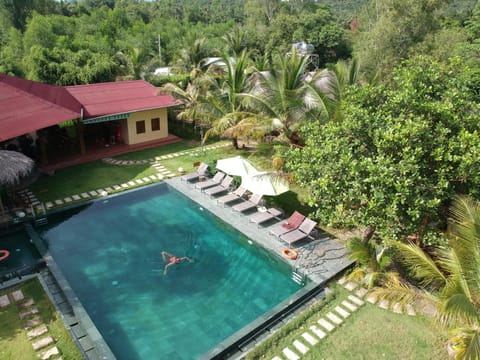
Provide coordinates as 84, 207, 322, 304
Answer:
0, 289, 63, 359
43, 142, 230, 210
270, 276, 422, 359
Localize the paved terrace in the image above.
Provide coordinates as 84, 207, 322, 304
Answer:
168, 177, 353, 285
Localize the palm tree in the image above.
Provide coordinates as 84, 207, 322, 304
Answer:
372, 196, 480, 359
115, 46, 158, 80
175, 31, 210, 79
241, 49, 330, 145
201, 51, 260, 148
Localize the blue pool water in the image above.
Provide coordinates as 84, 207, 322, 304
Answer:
40, 183, 302, 359
0, 228, 41, 276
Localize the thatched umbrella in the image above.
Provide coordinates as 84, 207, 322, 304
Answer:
0, 150, 35, 215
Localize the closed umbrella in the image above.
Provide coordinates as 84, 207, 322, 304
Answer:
216, 156, 259, 177
241, 172, 289, 196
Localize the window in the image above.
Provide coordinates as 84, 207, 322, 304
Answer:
151, 117, 160, 131
136, 120, 146, 134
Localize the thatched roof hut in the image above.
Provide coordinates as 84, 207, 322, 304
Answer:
0, 150, 35, 186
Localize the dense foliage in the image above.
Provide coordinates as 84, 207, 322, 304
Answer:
285, 56, 480, 243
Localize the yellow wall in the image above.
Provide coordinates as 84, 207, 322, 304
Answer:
124, 108, 169, 145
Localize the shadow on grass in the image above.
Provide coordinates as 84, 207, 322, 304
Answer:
267, 190, 315, 217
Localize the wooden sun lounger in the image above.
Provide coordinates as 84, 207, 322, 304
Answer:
249, 207, 283, 226
217, 186, 247, 206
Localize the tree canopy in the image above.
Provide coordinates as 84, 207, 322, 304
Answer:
284, 56, 480, 243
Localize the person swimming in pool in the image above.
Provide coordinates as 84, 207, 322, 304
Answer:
161, 251, 193, 275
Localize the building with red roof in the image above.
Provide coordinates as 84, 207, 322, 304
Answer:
0, 74, 179, 166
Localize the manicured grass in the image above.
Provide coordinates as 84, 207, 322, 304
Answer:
0, 278, 82, 360
246, 287, 449, 360
30, 160, 155, 202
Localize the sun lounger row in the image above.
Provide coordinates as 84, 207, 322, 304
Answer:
184, 169, 317, 246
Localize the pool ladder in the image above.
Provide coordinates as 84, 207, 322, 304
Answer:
292, 269, 306, 285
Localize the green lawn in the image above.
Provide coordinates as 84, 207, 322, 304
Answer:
0, 278, 82, 360
246, 287, 448, 360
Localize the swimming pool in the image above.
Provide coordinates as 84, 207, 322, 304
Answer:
39, 183, 303, 359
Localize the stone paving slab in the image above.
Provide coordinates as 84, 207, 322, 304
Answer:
19, 298, 35, 308
32, 336, 54, 351
335, 305, 350, 318
72, 195, 81, 201
272, 357, 282, 360
378, 299, 390, 310
89, 191, 98, 196
20, 308, 39, 319
27, 324, 48, 339
302, 332, 318, 345
366, 294, 378, 304
80, 193, 90, 198
344, 281, 358, 291
318, 318, 335, 332
12, 290, 24, 302
24, 317, 43, 329
0, 294, 10, 307
326, 312, 343, 324
127, 181, 135, 186
121, 183, 129, 188
348, 295, 365, 306
40, 346, 59, 360
282, 347, 300, 360
64, 197, 72, 203
337, 277, 347, 285
54, 199, 64, 205
293, 340, 309, 354
341, 300, 357, 312
393, 302, 403, 314
356, 287, 368, 298
309, 325, 326, 339
406, 304, 416, 316
79, 335, 94, 351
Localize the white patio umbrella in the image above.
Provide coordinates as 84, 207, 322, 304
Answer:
241, 171, 289, 196
216, 156, 259, 177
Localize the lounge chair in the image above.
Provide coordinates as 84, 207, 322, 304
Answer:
217, 186, 247, 206
195, 172, 226, 190
269, 211, 305, 237
181, 162, 208, 182
279, 218, 318, 246
249, 207, 283, 226
204, 175, 234, 196
232, 194, 263, 213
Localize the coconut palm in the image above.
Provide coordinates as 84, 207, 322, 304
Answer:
201, 51, 262, 148
241, 49, 330, 145
0, 150, 35, 215
115, 46, 158, 80
372, 196, 480, 359
175, 31, 210, 79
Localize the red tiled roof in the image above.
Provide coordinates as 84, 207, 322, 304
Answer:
0, 75, 177, 142
66, 80, 176, 119
0, 74, 81, 142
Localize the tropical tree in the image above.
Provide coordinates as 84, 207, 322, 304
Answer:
284, 56, 480, 243
241, 49, 330, 145
115, 46, 158, 80
201, 51, 256, 148
372, 196, 480, 359
175, 31, 210, 79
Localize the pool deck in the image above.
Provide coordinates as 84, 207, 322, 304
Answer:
168, 177, 353, 285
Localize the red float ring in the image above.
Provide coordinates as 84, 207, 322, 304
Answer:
0, 250, 10, 262
282, 248, 298, 260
